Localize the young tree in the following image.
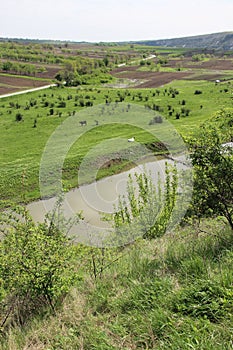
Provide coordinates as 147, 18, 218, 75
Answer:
188, 118, 233, 229
107, 164, 182, 243
0, 199, 82, 328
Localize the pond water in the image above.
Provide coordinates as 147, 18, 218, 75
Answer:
27, 154, 189, 245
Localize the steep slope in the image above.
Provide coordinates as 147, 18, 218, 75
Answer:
134, 32, 233, 50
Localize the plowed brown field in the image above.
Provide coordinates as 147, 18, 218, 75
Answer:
0, 75, 51, 95
110, 66, 192, 88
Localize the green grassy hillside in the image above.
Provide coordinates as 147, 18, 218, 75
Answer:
1, 219, 233, 349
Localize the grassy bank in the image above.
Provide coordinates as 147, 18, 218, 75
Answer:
1, 219, 233, 349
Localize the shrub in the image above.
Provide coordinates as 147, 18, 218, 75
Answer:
0, 201, 82, 328
149, 115, 163, 125
85, 101, 93, 107
15, 113, 23, 122
188, 118, 233, 228
110, 164, 179, 240
43, 101, 49, 107
58, 101, 66, 108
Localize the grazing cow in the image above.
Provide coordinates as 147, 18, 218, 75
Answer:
80, 120, 87, 126
128, 137, 135, 142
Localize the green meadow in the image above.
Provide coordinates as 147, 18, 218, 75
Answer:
0, 79, 232, 203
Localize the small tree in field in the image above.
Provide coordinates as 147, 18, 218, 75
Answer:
15, 113, 23, 122
188, 117, 233, 229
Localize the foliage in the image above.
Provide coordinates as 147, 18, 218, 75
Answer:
1, 221, 233, 348
1, 61, 45, 76
172, 279, 233, 322
148, 115, 163, 124
188, 116, 233, 228
194, 89, 202, 95
0, 199, 82, 329
192, 54, 207, 62
15, 112, 23, 122
110, 164, 179, 240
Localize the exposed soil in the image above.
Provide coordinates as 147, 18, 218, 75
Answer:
36, 65, 60, 79
0, 86, 19, 95
0, 75, 51, 95
110, 66, 192, 88
184, 73, 229, 81
184, 59, 233, 70
145, 57, 233, 69
110, 57, 233, 88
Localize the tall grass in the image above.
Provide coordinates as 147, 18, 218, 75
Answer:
1, 220, 233, 350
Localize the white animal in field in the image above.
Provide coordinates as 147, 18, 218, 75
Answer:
128, 137, 135, 142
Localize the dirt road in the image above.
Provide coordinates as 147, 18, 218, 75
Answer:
0, 83, 57, 99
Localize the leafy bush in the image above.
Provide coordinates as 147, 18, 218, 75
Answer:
57, 101, 66, 108
188, 120, 233, 228
0, 201, 81, 329
110, 164, 179, 240
148, 115, 163, 124
15, 112, 23, 122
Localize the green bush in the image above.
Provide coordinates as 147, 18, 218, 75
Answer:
0, 202, 81, 329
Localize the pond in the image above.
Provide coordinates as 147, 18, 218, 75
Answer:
27, 154, 190, 246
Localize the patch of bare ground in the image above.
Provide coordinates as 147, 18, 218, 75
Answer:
110, 66, 192, 87
166, 58, 233, 70
185, 59, 233, 70
0, 86, 20, 95
0, 75, 51, 95
183, 73, 228, 81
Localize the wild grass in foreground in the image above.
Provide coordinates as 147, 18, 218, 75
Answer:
1, 219, 233, 350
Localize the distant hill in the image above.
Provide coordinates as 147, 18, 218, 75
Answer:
1, 32, 233, 50
133, 32, 233, 50
0, 37, 88, 45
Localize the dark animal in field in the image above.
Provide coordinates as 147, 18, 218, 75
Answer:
80, 120, 87, 126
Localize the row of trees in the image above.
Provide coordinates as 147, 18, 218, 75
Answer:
55, 59, 111, 86
1, 61, 46, 76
